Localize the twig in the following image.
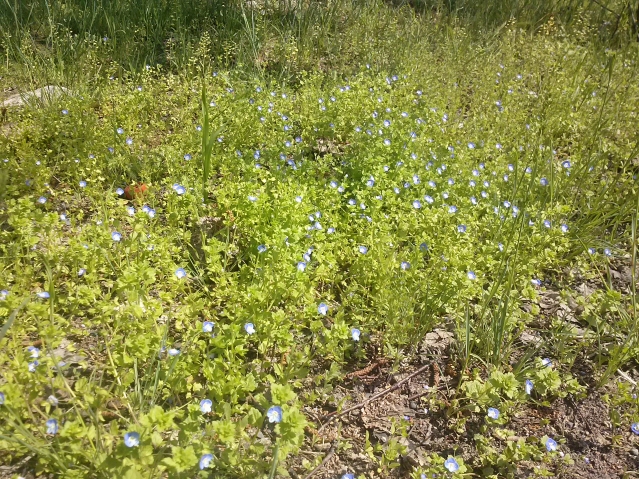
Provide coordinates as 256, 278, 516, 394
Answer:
317, 363, 431, 433
301, 441, 338, 479
618, 369, 638, 386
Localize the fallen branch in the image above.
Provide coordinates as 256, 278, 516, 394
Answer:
301, 441, 338, 479
318, 363, 431, 433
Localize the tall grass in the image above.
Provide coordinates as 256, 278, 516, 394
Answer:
1, 0, 637, 87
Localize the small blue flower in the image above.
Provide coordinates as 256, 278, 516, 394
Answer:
525, 379, 534, 395
604, 248, 612, 257
358, 245, 368, 255
329, 181, 338, 188
383, 139, 391, 146
545, 437, 558, 452
327, 227, 335, 234
175, 268, 187, 279
0, 392, 4, 404
175, 185, 186, 195
202, 321, 215, 333
631, 423, 639, 435
117, 127, 124, 135
168, 348, 180, 357
412, 200, 422, 209
126, 137, 133, 146
28, 361, 39, 372
562, 160, 571, 169
318, 303, 329, 315
184, 154, 192, 161
540, 177, 548, 186
351, 328, 361, 341
200, 453, 214, 470
244, 323, 256, 335
467, 271, 476, 280
448, 205, 457, 214
487, 407, 500, 419
61, 109, 68, 115
79, 180, 87, 188
127, 206, 135, 215
341, 474, 354, 479
542, 358, 552, 367
468, 142, 475, 149
200, 399, 213, 413
46, 419, 58, 435
111, 232, 122, 242
297, 262, 307, 272
424, 195, 434, 204
0, 290, 8, 301
116, 187, 125, 196
267, 405, 283, 423
444, 457, 459, 472
588, 247, 596, 255
419, 243, 428, 252
37, 292, 50, 299
561, 224, 569, 233
257, 245, 267, 253
27, 346, 40, 358
37, 196, 47, 204
543, 220, 551, 229
124, 432, 140, 447
428, 180, 436, 188
531, 278, 542, 286
457, 225, 466, 233
295, 196, 303, 203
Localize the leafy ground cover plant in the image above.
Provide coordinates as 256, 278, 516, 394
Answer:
1, 15, 639, 478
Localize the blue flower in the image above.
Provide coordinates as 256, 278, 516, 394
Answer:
37, 292, 50, 299
111, 232, 122, 242
424, 195, 434, 204
545, 437, 558, 452
124, 432, 140, 447
351, 328, 361, 341
175, 268, 187, 279
329, 181, 338, 188
0, 392, 4, 404
127, 206, 135, 216
428, 180, 436, 188
200, 399, 213, 413
267, 405, 283, 423
79, 180, 87, 188
0, 290, 8, 301
604, 248, 612, 257
472, 169, 479, 177
412, 200, 422, 209
383, 139, 391, 146
46, 419, 58, 435
341, 474, 354, 479
61, 109, 68, 115
448, 178, 455, 186
457, 225, 466, 233
327, 227, 335, 234
28, 361, 38, 372
176, 185, 186, 195
487, 407, 500, 419
27, 346, 40, 358
540, 177, 548, 186
413, 174, 420, 185
297, 262, 307, 272
531, 279, 541, 286
419, 243, 428, 252
168, 348, 180, 356
257, 245, 267, 253
295, 196, 303, 203
467, 271, 476, 280
244, 323, 256, 335
562, 160, 571, 169
525, 379, 534, 395
125, 137, 133, 145
401, 261, 411, 270
631, 423, 639, 435
200, 453, 214, 470
470, 196, 477, 205
117, 127, 124, 135
37, 196, 47, 204
444, 457, 459, 472
448, 205, 457, 214
468, 142, 475, 149
202, 321, 215, 333
561, 224, 569, 233
543, 220, 551, 229
541, 358, 552, 367
318, 303, 329, 315
184, 154, 192, 161
588, 247, 596, 255
116, 187, 125, 196
358, 245, 368, 254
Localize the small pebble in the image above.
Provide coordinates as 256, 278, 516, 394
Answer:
630, 448, 639, 456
